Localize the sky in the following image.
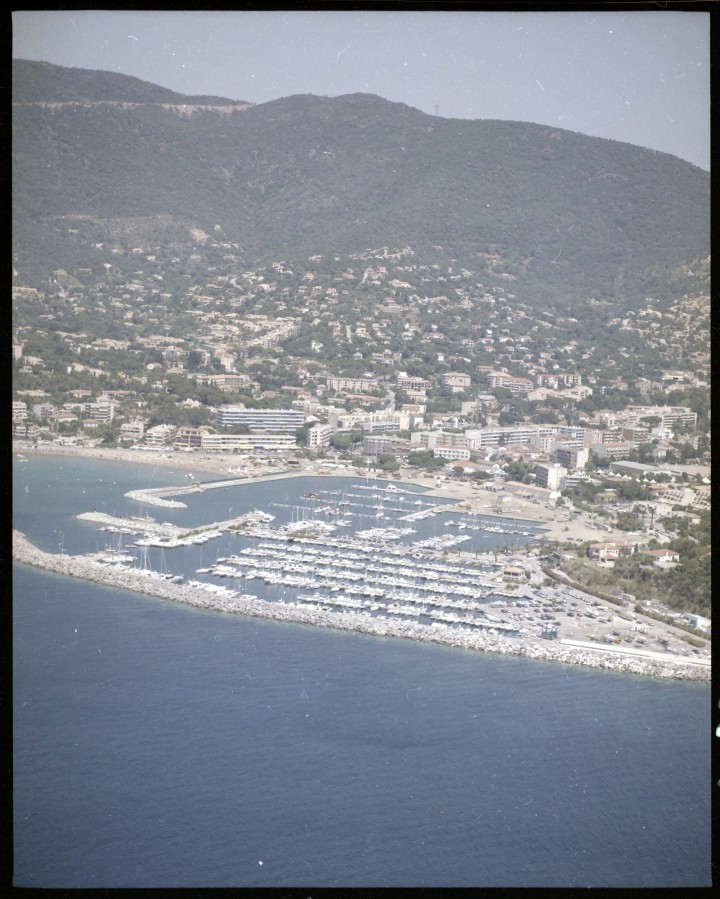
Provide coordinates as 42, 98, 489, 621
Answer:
12, 8, 710, 170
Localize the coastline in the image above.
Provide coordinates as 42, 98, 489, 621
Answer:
12, 529, 709, 683
13, 441, 602, 541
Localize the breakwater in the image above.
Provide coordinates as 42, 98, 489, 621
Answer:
76, 509, 270, 539
12, 530, 709, 683
124, 489, 187, 509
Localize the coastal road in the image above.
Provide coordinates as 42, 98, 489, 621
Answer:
560, 637, 710, 668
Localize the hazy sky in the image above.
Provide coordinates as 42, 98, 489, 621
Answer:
12, 9, 710, 170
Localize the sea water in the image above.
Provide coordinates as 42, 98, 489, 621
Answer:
13, 456, 711, 887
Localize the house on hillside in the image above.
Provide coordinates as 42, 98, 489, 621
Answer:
587, 540, 636, 562
638, 548, 681, 570
441, 372, 472, 393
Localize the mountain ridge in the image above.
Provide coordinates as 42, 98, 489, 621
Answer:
12, 58, 253, 106
12, 60, 709, 309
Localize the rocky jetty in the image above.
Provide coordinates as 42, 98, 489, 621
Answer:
12, 530, 709, 683
124, 489, 187, 508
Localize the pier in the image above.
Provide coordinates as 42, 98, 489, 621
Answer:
77, 508, 273, 541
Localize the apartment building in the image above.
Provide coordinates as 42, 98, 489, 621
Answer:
326, 376, 379, 392
464, 425, 557, 451
145, 424, 178, 446
441, 372, 472, 393
174, 426, 209, 448
554, 445, 590, 471
215, 407, 304, 432
363, 435, 412, 457
120, 420, 145, 441
433, 446, 471, 461
591, 442, 634, 460
536, 372, 582, 389
194, 373, 252, 392
307, 423, 333, 449
12, 401, 28, 422
62, 400, 115, 423
411, 431, 470, 451
534, 462, 566, 491
486, 371, 534, 393
200, 433, 297, 454
396, 374, 430, 397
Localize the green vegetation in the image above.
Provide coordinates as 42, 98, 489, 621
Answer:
555, 510, 710, 615
11, 61, 710, 621
406, 451, 446, 472
12, 60, 709, 305
615, 512, 644, 531
376, 453, 401, 472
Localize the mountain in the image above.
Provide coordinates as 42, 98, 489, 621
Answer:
11, 58, 254, 106
12, 59, 709, 307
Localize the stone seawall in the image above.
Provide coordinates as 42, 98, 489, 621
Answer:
12, 530, 709, 683
124, 489, 187, 509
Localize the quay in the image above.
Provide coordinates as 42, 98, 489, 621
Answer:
121, 477, 260, 509
12, 529, 709, 683
76, 508, 272, 541
560, 637, 710, 669
125, 472, 306, 503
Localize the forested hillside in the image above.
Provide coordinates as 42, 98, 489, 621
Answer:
12, 59, 710, 311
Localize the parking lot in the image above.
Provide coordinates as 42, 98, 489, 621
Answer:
488, 583, 710, 662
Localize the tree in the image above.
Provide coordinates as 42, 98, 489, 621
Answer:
504, 460, 534, 483
407, 450, 445, 471
91, 423, 120, 446
330, 432, 353, 451
186, 350, 204, 371
615, 512, 643, 531
377, 453, 400, 472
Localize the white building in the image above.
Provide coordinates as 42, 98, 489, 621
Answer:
326, 376, 379, 392
397, 374, 430, 397
441, 372, 472, 393
12, 401, 27, 421
683, 613, 711, 633
433, 446, 471, 461
120, 420, 145, 441
534, 463, 566, 491
216, 407, 304, 432
200, 433, 297, 454
145, 424, 178, 446
554, 445, 590, 470
307, 423, 333, 449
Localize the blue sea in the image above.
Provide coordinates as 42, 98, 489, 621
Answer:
12, 455, 711, 888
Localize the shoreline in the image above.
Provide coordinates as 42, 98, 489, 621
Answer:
13, 441, 601, 540
12, 530, 709, 683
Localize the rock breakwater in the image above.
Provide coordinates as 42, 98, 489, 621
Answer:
12, 530, 709, 683
124, 489, 187, 508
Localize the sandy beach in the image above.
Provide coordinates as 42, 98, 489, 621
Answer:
13, 441, 609, 542
13, 441, 710, 680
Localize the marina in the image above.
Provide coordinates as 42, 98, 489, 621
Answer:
12, 523, 709, 682
12, 458, 709, 682
11, 451, 713, 889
